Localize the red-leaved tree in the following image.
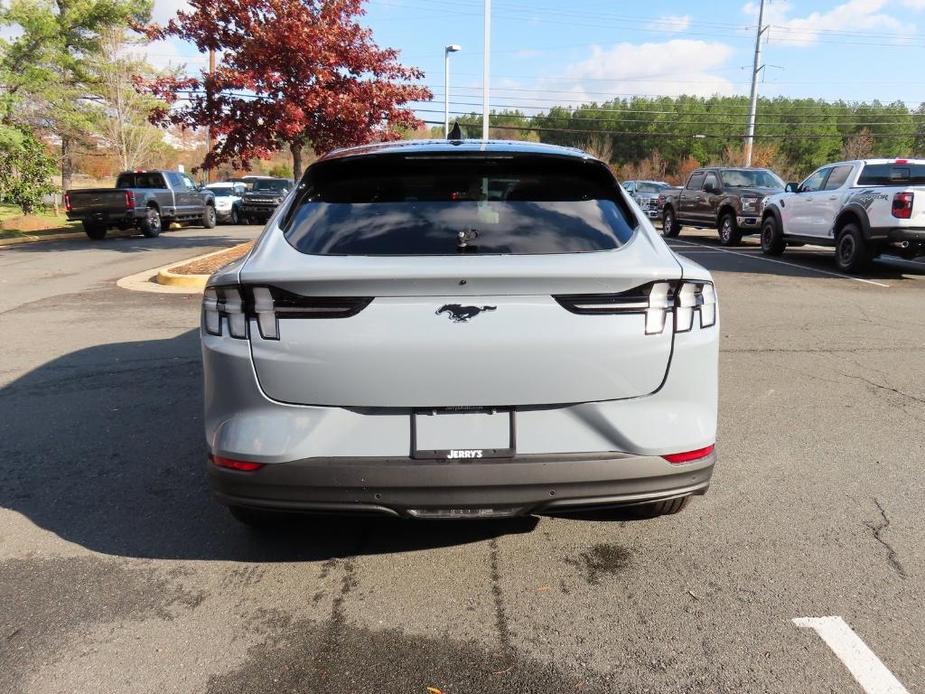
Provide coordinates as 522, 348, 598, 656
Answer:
141, 0, 431, 178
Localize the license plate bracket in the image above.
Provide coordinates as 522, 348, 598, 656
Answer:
411, 408, 515, 460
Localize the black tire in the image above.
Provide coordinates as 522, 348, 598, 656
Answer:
229, 505, 281, 528
661, 207, 681, 237
229, 206, 240, 225
202, 204, 217, 229
718, 212, 742, 246
139, 206, 162, 238
835, 223, 872, 273
632, 496, 691, 519
760, 216, 786, 256
82, 221, 107, 240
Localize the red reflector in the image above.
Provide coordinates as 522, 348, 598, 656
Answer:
210, 455, 265, 472
64, 192, 71, 212
895, 159, 908, 164
662, 444, 715, 464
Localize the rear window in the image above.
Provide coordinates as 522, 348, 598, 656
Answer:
116, 172, 166, 189
857, 163, 925, 186
282, 156, 636, 256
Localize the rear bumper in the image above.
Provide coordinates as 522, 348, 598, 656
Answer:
867, 226, 925, 243
209, 451, 715, 518
66, 210, 141, 225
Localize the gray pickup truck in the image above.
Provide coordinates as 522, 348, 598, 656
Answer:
65, 170, 217, 240
659, 167, 785, 245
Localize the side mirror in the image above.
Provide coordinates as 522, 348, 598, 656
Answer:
785, 182, 800, 193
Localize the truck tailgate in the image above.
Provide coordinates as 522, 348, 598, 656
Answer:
68, 189, 129, 214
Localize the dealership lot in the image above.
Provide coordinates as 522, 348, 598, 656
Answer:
0, 227, 922, 693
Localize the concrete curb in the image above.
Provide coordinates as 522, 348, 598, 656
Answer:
154, 243, 251, 289
0, 230, 82, 247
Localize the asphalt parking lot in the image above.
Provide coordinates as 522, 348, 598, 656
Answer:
1, 225, 923, 693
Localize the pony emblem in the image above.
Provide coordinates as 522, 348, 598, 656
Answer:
436, 304, 497, 323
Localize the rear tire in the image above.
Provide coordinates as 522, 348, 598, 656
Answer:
139, 206, 162, 238
202, 204, 217, 229
718, 213, 742, 246
82, 221, 107, 240
760, 216, 786, 256
229, 207, 240, 225
834, 223, 872, 273
661, 207, 681, 237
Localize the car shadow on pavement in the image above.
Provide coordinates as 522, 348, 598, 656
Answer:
1, 230, 250, 255
667, 233, 925, 282
0, 330, 536, 563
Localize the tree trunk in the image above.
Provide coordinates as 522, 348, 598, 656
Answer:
61, 137, 73, 193
290, 141, 303, 181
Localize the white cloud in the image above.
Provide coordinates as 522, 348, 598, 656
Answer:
743, 0, 915, 46
538, 39, 736, 101
151, 0, 190, 25
655, 15, 691, 33
900, 0, 925, 9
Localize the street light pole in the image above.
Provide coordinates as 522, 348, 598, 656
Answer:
482, 0, 491, 141
444, 44, 461, 137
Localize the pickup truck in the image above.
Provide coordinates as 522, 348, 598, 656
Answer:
659, 167, 785, 245
65, 170, 217, 240
621, 180, 672, 219
760, 158, 925, 273
240, 177, 293, 224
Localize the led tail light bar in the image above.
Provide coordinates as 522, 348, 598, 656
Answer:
203, 285, 372, 340
554, 280, 716, 335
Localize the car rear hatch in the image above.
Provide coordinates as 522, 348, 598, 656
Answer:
237, 150, 684, 408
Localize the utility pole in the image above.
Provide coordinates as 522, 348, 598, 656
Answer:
744, 0, 767, 167
206, 47, 215, 183
482, 0, 491, 141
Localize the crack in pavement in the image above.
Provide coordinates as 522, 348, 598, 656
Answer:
865, 498, 908, 579
838, 372, 925, 407
488, 538, 515, 670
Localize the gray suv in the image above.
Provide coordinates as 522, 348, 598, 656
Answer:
201, 140, 719, 525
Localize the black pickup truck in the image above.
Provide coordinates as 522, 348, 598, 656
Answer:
65, 170, 217, 240
659, 167, 785, 245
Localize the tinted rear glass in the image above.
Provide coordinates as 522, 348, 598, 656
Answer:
282, 156, 636, 256
116, 172, 166, 189
857, 163, 925, 186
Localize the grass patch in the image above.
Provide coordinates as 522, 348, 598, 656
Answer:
0, 203, 80, 238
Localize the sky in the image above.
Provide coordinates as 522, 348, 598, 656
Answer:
145, 0, 925, 123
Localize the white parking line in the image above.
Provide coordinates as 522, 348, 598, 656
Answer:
793, 617, 909, 694
669, 238, 891, 288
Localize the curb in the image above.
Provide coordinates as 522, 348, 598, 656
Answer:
154, 242, 252, 289
0, 230, 82, 247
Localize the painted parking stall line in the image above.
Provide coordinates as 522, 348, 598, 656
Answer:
668, 238, 891, 288
793, 617, 909, 694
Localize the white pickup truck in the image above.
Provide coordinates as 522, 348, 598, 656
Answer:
759, 159, 925, 272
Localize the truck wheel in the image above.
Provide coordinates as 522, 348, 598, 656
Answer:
202, 204, 217, 229
139, 206, 162, 238
229, 207, 240, 225
661, 207, 681, 237
835, 223, 872, 273
83, 221, 107, 240
760, 216, 786, 256
718, 213, 742, 246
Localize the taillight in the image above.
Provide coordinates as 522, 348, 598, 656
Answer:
210, 454, 265, 472
203, 285, 372, 339
554, 280, 716, 335
662, 444, 714, 464
64, 192, 71, 212
125, 191, 135, 210
892, 192, 914, 219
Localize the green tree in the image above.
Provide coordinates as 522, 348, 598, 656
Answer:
0, 0, 152, 191
0, 126, 57, 214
